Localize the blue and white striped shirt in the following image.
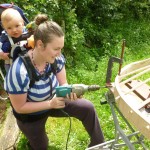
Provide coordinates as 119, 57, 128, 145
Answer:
4, 54, 65, 103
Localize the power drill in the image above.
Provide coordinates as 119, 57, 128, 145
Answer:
55, 84, 101, 97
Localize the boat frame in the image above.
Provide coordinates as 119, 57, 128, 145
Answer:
87, 40, 150, 149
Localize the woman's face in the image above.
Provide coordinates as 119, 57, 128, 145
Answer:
42, 36, 64, 63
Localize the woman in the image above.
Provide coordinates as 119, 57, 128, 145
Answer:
4, 14, 104, 149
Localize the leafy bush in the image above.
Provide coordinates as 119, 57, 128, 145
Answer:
1, 0, 150, 69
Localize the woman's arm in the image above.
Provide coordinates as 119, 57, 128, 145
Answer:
9, 93, 65, 114
56, 66, 68, 86
9, 93, 50, 114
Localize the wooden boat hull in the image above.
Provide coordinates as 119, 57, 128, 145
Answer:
113, 58, 150, 140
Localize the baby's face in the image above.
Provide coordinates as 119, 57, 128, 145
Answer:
3, 17, 24, 38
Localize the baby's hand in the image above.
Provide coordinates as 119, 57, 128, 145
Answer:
0, 52, 10, 60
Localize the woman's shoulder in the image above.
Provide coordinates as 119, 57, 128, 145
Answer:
54, 54, 65, 73
5, 57, 30, 93
11, 57, 28, 77
55, 54, 65, 64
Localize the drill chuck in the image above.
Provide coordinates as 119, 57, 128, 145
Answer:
87, 85, 100, 91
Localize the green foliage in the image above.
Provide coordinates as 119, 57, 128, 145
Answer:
1, 1, 150, 69
72, 0, 150, 60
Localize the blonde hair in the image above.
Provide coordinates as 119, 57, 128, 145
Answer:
1, 8, 23, 25
34, 14, 64, 46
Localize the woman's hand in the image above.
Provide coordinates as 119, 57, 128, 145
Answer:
49, 97, 65, 109
66, 92, 81, 101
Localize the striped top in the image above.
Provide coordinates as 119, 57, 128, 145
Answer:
4, 54, 65, 102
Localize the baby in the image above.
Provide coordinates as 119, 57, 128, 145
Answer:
0, 8, 32, 72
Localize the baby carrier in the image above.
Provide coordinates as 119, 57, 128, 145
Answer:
0, 3, 30, 100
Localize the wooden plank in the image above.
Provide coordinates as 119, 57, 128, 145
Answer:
138, 98, 150, 110
119, 58, 150, 78
119, 64, 150, 79
120, 68, 150, 85
0, 107, 19, 150
125, 80, 150, 100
